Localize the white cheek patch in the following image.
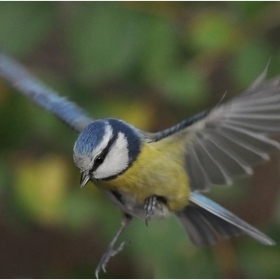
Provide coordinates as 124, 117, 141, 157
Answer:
94, 132, 129, 179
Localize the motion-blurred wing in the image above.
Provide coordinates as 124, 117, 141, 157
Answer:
150, 69, 280, 191
0, 52, 93, 133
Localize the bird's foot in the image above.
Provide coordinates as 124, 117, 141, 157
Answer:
144, 195, 161, 225
95, 240, 129, 279
95, 214, 132, 278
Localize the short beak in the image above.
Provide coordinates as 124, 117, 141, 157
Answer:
80, 171, 90, 188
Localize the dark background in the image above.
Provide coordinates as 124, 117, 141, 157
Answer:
0, 2, 280, 278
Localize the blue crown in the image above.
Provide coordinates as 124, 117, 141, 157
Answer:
74, 118, 142, 163
74, 120, 107, 156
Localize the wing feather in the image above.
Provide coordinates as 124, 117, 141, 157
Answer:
189, 192, 275, 245
150, 70, 280, 191
231, 103, 280, 113
193, 138, 233, 186
185, 146, 211, 191
203, 132, 253, 176
0, 53, 93, 133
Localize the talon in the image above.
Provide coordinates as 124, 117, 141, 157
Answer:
144, 196, 157, 225
95, 241, 130, 278
95, 241, 129, 278
111, 240, 130, 257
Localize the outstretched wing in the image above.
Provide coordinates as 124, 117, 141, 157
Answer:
149, 68, 280, 192
0, 52, 93, 133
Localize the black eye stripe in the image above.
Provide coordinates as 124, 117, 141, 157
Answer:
90, 132, 119, 172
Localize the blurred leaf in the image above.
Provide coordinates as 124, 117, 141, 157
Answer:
0, 2, 55, 56
239, 241, 280, 278
161, 65, 207, 106
0, 80, 8, 104
0, 159, 11, 194
68, 3, 143, 85
0, 93, 34, 151
188, 11, 240, 53
140, 15, 177, 81
14, 155, 69, 226
129, 216, 218, 278
232, 41, 271, 87
103, 97, 155, 130
61, 190, 100, 231
232, 2, 272, 19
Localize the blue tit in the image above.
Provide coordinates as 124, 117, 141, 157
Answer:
73, 68, 279, 278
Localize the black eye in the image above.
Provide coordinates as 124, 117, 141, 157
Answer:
93, 153, 105, 170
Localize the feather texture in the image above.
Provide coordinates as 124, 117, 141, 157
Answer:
176, 192, 274, 246
150, 68, 280, 191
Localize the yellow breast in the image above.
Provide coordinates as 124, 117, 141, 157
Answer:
97, 137, 190, 212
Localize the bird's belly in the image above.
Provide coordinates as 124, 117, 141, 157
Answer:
96, 142, 191, 213
100, 188, 171, 220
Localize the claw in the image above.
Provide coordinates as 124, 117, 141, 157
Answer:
95, 214, 132, 278
144, 196, 157, 225
95, 240, 129, 278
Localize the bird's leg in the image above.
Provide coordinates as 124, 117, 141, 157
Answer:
144, 196, 158, 226
95, 214, 132, 279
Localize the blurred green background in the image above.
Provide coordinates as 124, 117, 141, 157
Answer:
1, 2, 280, 278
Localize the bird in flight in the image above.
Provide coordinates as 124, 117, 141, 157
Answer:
0, 53, 278, 278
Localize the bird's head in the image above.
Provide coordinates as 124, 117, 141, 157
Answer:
73, 118, 142, 186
